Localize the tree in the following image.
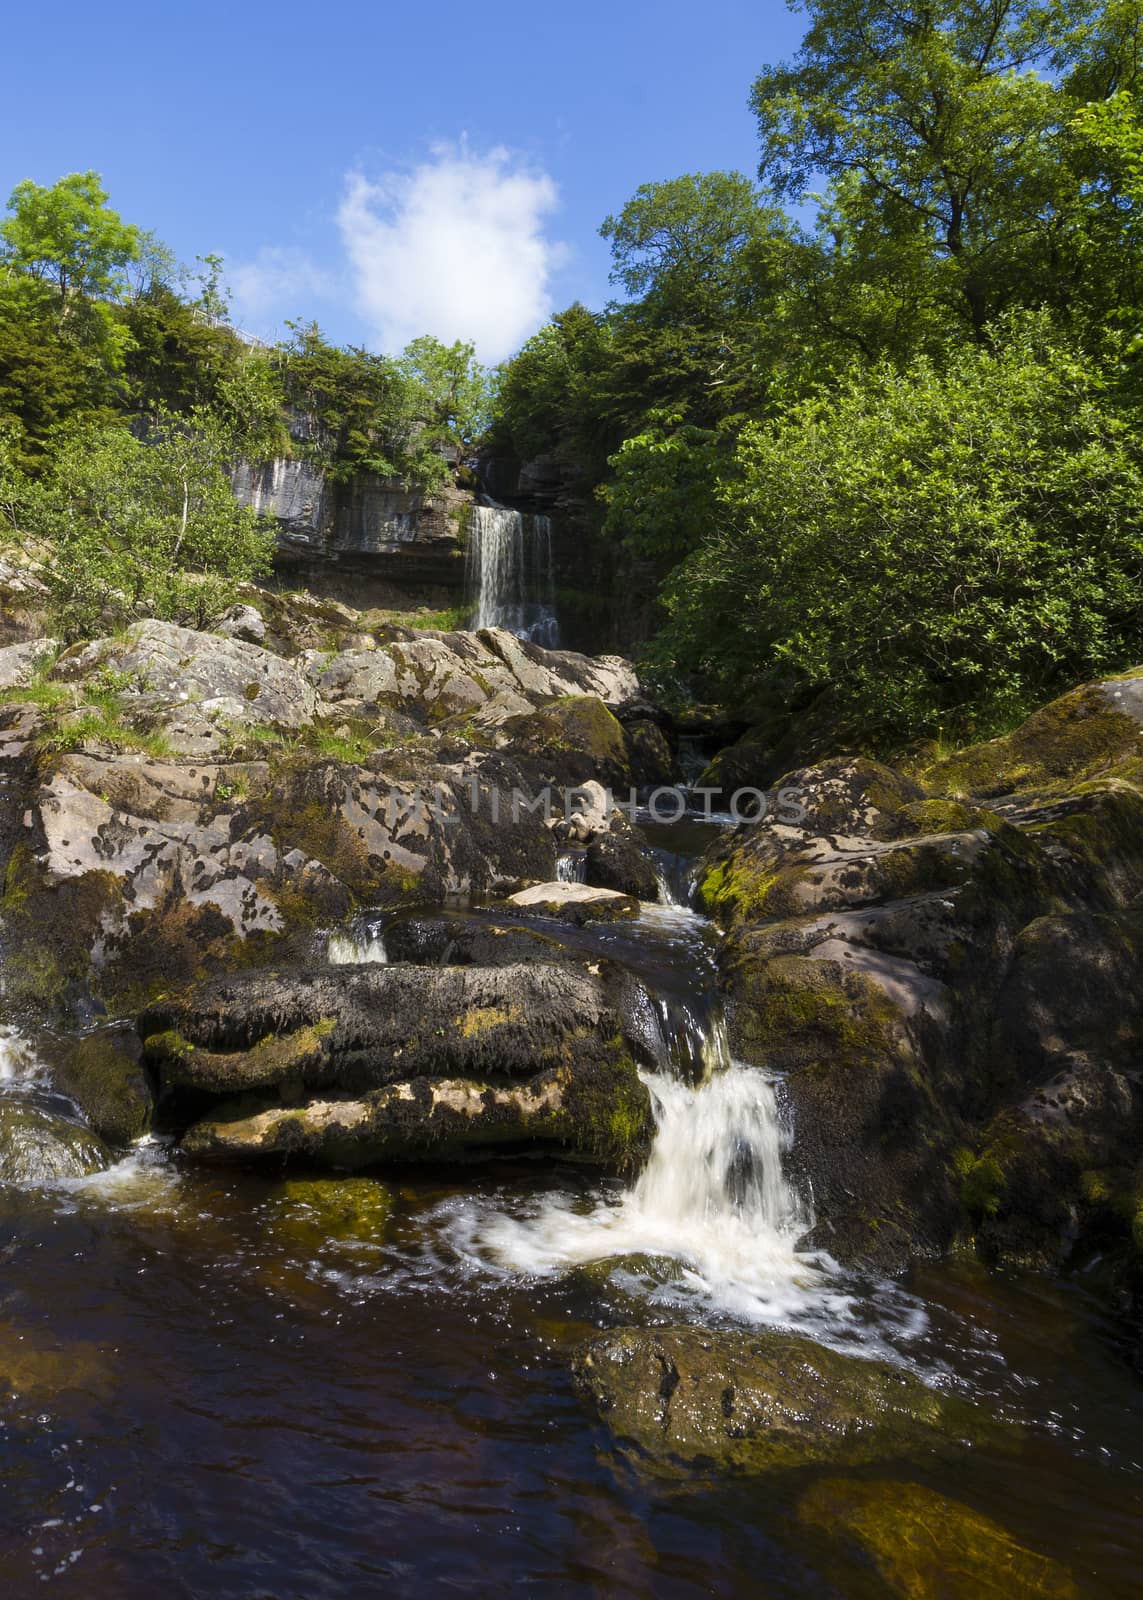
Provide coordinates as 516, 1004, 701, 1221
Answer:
750, 0, 1143, 341
661, 314, 1143, 744
18, 409, 276, 638
1, 171, 143, 324
398, 335, 490, 455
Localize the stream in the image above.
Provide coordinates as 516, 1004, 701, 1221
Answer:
2, 812, 1143, 1594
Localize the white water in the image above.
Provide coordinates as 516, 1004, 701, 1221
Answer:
556, 851, 587, 884
327, 931, 388, 965
0, 1025, 38, 1087
451, 1014, 875, 1330
466, 505, 559, 646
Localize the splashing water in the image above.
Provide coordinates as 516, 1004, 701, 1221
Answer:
466, 505, 560, 646
0, 1025, 38, 1087
328, 931, 388, 965
450, 1046, 886, 1333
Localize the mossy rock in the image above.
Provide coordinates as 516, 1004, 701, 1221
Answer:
261, 1175, 394, 1257
798, 1478, 1077, 1598
573, 1325, 1010, 1476
49, 1033, 154, 1146
921, 678, 1143, 800
502, 695, 633, 790
0, 1100, 109, 1185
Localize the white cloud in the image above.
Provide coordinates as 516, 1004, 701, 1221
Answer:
227, 247, 336, 338
337, 144, 562, 362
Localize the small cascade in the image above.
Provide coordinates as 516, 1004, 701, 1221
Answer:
0, 1025, 36, 1086
466, 504, 559, 646
457, 1000, 851, 1328
327, 930, 389, 965
556, 851, 587, 884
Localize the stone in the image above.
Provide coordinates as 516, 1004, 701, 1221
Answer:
0, 1100, 109, 1184
0, 637, 58, 690
505, 881, 637, 921
214, 603, 267, 646
45, 1031, 154, 1146
797, 1478, 1077, 1598
573, 1325, 1002, 1476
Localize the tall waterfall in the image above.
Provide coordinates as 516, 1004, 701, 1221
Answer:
466, 505, 559, 647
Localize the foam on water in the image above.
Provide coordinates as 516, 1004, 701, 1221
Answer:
0, 1025, 40, 1087
445, 1052, 928, 1349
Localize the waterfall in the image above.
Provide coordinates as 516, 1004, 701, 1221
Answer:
327, 931, 388, 965
556, 851, 587, 884
466, 505, 559, 646
455, 1005, 847, 1328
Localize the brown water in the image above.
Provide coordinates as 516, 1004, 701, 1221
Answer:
3, 1156, 1143, 1597
3, 815, 1143, 1596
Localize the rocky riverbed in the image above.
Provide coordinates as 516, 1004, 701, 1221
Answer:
2, 578, 1143, 1594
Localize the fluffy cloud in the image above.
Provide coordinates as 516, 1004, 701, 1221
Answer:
337, 145, 562, 361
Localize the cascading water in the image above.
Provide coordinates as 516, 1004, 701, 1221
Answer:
328, 930, 389, 965
556, 851, 587, 884
466, 504, 560, 646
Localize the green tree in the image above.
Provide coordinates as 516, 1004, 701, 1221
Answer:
18, 409, 276, 638
750, 0, 1143, 341
661, 314, 1143, 744
1, 170, 143, 324
398, 335, 491, 454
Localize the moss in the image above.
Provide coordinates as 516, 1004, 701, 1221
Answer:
50, 1033, 153, 1146
798, 1478, 1077, 1598
954, 1145, 1006, 1220
458, 1004, 520, 1038
923, 682, 1143, 799
145, 1019, 338, 1093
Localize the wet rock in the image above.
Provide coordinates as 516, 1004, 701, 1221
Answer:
0, 1100, 109, 1184
260, 1175, 393, 1255
584, 820, 663, 901
624, 718, 675, 789
181, 1057, 651, 1171
46, 1031, 154, 1146
797, 1478, 1077, 1598
383, 915, 567, 967
573, 1326, 1000, 1475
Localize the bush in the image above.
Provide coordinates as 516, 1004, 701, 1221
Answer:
11, 409, 276, 638
660, 315, 1143, 745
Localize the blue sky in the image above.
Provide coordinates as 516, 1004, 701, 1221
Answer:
1, 1, 806, 361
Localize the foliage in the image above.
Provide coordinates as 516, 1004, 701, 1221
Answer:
660, 316, 1143, 744
8, 411, 276, 638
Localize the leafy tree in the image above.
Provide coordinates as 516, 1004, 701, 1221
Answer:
750, 0, 1143, 341
16, 410, 275, 638
661, 314, 1143, 744
398, 335, 491, 455
1, 171, 142, 324
600, 410, 733, 565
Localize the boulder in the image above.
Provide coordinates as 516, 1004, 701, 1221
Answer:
584, 820, 663, 901
502, 696, 634, 790
573, 1326, 1000, 1475
141, 961, 627, 1095
0, 1099, 109, 1184
142, 960, 654, 1172
52, 619, 317, 754
797, 1478, 1077, 1599
0, 637, 58, 691
505, 881, 637, 922
45, 1031, 154, 1147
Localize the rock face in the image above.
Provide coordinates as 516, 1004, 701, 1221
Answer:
695, 692, 1143, 1274
573, 1326, 995, 1475
231, 459, 469, 611
139, 961, 654, 1171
